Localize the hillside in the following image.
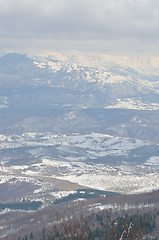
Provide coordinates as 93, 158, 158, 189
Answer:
0, 52, 159, 239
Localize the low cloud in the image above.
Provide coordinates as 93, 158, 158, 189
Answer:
0, 0, 159, 39
0, 0, 159, 54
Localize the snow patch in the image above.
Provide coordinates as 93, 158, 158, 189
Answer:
145, 156, 159, 165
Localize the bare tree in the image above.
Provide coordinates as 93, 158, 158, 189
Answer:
47, 210, 90, 240
111, 220, 143, 240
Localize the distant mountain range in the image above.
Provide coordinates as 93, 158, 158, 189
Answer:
0, 52, 159, 240
0, 52, 159, 142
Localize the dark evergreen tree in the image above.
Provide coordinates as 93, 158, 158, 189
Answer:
30, 232, 34, 239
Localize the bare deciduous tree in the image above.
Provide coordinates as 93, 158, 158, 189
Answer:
48, 210, 90, 240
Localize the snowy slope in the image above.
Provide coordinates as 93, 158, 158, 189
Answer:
0, 52, 159, 111
0, 132, 159, 202
0, 52, 159, 202
33, 52, 159, 110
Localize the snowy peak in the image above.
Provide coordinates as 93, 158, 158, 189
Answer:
0, 51, 159, 112
32, 52, 159, 110
33, 52, 159, 90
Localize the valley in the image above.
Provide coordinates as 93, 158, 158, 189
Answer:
0, 132, 159, 204
0, 52, 159, 239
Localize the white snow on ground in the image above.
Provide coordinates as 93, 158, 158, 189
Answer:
55, 170, 159, 194
105, 98, 159, 110
0, 132, 158, 199
0, 208, 11, 216
89, 202, 156, 211
50, 191, 77, 199
0, 132, 147, 159
145, 156, 159, 165
0, 159, 158, 195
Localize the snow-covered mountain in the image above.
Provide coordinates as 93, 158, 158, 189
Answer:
33, 52, 159, 103
1, 52, 159, 109
0, 52, 159, 142
0, 51, 159, 204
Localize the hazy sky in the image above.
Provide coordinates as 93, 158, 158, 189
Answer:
0, 0, 159, 55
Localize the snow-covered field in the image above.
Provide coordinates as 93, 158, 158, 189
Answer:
0, 132, 158, 202
0, 132, 147, 156
0, 131, 153, 160
145, 156, 159, 166
105, 98, 159, 110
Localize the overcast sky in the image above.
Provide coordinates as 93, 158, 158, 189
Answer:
0, 0, 159, 55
